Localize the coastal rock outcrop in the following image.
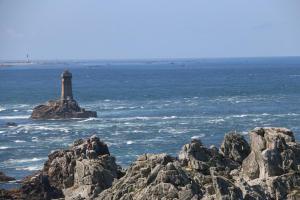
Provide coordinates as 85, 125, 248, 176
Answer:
220, 133, 250, 163
0, 171, 15, 182
2, 127, 300, 200
18, 136, 122, 200
31, 70, 97, 119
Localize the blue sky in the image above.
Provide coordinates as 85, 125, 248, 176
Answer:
0, 0, 299, 60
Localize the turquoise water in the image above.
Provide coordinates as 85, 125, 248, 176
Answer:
1, 57, 300, 188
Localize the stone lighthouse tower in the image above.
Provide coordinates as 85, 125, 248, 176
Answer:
61, 70, 73, 100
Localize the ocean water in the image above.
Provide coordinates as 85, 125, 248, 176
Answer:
1, 57, 300, 189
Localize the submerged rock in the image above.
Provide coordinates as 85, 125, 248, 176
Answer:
5, 122, 17, 127
0, 171, 15, 182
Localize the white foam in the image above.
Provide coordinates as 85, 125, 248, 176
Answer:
242, 131, 248, 135
0, 115, 29, 120
78, 118, 97, 123
207, 118, 225, 123
16, 165, 42, 171
14, 140, 26, 143
191, 134, 206, 139
162, 116, 177, 119
126, 140, 134, 145
114, 106, 126, 110
0, 106, 5, 112
5, 157, 46, 164
13, 109, 19, 112
0, 146, 9, 149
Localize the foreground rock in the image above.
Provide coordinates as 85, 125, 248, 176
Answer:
31, 99, 97, 119
31, 70, 97, 119
18, 136, 122, 200
2, 127, 300, 200
0, 171, 15, 182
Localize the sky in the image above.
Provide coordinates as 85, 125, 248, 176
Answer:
0, 0, 300, 60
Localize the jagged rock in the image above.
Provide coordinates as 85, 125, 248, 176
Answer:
220, 132, 250, 163
0, 171, 15, 182
240, 127, 300, 199
242, 127, 299, 180
96, 154, 203, 200
210, 168, 243, 200
2, 127, 300, 200
178, 139, 239, 175
19, 136, 121, 200
31, 99, 97, 119
0, 189, 20, 200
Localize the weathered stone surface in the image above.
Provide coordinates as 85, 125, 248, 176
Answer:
178, 139, 239, 175
210, 168, 243, 200
220, 132, 250, 163
96, 153, 203, 200
31, 99, 97, 119
2, 127, 300, 200
242, 127, 299, 180
0, 171, 15, 182
19, 136, 120, 200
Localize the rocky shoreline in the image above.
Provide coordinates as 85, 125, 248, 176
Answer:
1, 127, 300, 200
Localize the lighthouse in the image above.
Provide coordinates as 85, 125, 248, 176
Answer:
61, 70, 73, 100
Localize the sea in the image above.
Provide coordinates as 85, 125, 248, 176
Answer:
1, 57, 300, 189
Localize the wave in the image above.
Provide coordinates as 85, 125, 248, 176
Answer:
0, 106, 6, 112
16, 165, 42, 171
191, 134, 206, 139
14, 140, 26, 143
207, 118, 225, 124
162, 116, 177, 119
0, 115, 30, 120
0, 146, 9, 150
18, 125, 70, 133
78, 118, 97, 123
126, 140, 134, 145
4, 157, 46, 164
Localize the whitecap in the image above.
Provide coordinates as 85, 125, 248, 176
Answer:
191, 134, 205, 139
14, 140, 26, 143
207, 118, 225, 123
0, 115, 29, 120
0, 146, 9, 150
16, 165, 42, 171
0, 106, 6, 112
242, 131, 248, 135
13, 109, 19, 112
5, 157, 46, 164
78, 118, 97, 123
126, 140, 134, 145
162, 116, 177, 119
113, 106, 126, 110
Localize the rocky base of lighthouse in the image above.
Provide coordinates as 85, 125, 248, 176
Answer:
31, 99, 97, 119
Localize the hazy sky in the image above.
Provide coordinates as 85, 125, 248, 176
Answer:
0, 0, 299, 60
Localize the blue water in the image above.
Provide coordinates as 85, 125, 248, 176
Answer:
1, 57, 300, 189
